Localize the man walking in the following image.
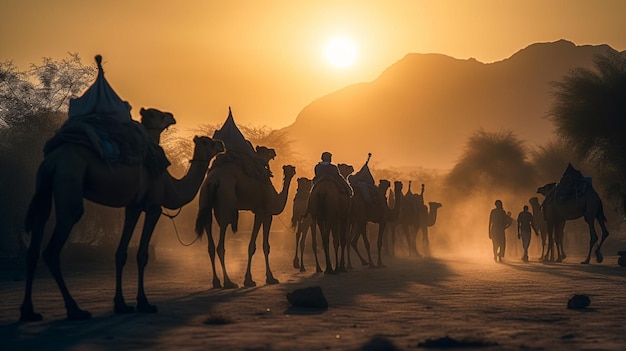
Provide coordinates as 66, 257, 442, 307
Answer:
489, 200, 511, 262
516, 205, 538, 262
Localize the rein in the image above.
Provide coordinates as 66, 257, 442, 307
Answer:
162, 207, 200, 247
160, 157, 212, 246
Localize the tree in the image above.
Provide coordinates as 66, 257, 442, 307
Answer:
0, 53, 96, 256
530, 141, 582, 185
444, 129, 535, 198
549, 51, 626, 212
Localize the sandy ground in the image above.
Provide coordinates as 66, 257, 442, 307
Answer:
1, 232, 626, 351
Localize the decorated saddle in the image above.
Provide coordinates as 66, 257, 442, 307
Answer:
43, 55, 169, 176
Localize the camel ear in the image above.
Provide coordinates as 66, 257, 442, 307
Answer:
193, 135, 199, 143
140, 107, 146, 116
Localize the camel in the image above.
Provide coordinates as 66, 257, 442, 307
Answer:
537, 180, 609, 264
529, 196, 549, 260
295, 162, 353, 273
387, 182, 421, 257
306, 175, 351, 273
291, 177, 320, 272
414, 201, 443, 257
347, 178, 402, 269
195, 157, 296, 288
20, 113, 224, 321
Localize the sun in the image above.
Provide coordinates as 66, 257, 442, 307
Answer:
324, 36, 357, 68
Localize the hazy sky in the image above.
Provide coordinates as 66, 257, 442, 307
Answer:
2, 0, 625, 130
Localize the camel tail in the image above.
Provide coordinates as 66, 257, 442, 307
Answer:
195, 184, 216, 238
194, 205, 212, 238
24, 161, 54, 234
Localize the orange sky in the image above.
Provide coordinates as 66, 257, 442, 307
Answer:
1, 0, 625, 130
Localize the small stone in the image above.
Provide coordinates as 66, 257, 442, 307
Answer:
567, 294, 591, 309
286, 286, 328, 309
360, 336, 399, 351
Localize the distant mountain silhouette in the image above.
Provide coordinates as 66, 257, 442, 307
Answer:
281, 40, 621, 171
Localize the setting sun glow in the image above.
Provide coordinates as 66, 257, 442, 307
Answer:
324, 36, 357, 68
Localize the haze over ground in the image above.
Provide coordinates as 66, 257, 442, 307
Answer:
2, 1, 626, 131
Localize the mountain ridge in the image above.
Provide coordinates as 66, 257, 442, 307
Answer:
280, 40, 620, 172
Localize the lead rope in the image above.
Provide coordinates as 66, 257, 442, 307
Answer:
162, 206, 200, 246
162, 157, 209, 246
274, 214, 291, 230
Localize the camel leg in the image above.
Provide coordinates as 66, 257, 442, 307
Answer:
545, 223, 555, 262
310, 223, 322, 273
359, 226, 375, 268
20, 201, 51, 321
399, 226, 411, 257
539, 231, 546, 260
388, 225, 396, 257
20, 226, 45, 322
422, 227, 431, 257
406, 227, 421, 257
244, 215, 263, 286
204, 221, 222, 289
555, 222, 566, 262
297, 225, 306, 272
262, 217, 279, 285
345, 224, 354, 270
318, 222, 335, 274
293, 225, 302, 269
582, 218, 599, 264
337, 221, 349, 271
351, 223, 370, 266
376, 223, 387, 268
114, 207, 141, 314
594, 217, 610, 263
332, 228, 345, 272
43, 190, 90, 320
135, 206, 160, 313
216, 223, 237, 289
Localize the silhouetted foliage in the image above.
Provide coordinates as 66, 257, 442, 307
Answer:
0, 54, 101, 255
160, 127, 195, 178
529, 141, 581, 185
549, 52, 626, 212
445, 129, 535, 197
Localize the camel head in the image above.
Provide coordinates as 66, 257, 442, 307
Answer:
192, 135, 225, 161
296, 177, 313, 193
529, 197, 540, 206
429, 202, 443, 210
537, 183, 557, 196
282, 164, 297, 180
255, 146, 276, 163
378, 179, 391, 192
406, 181, 414, 195
140, 107, 176, 132
337, 163, 354, 179
393, 181, 403, 194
